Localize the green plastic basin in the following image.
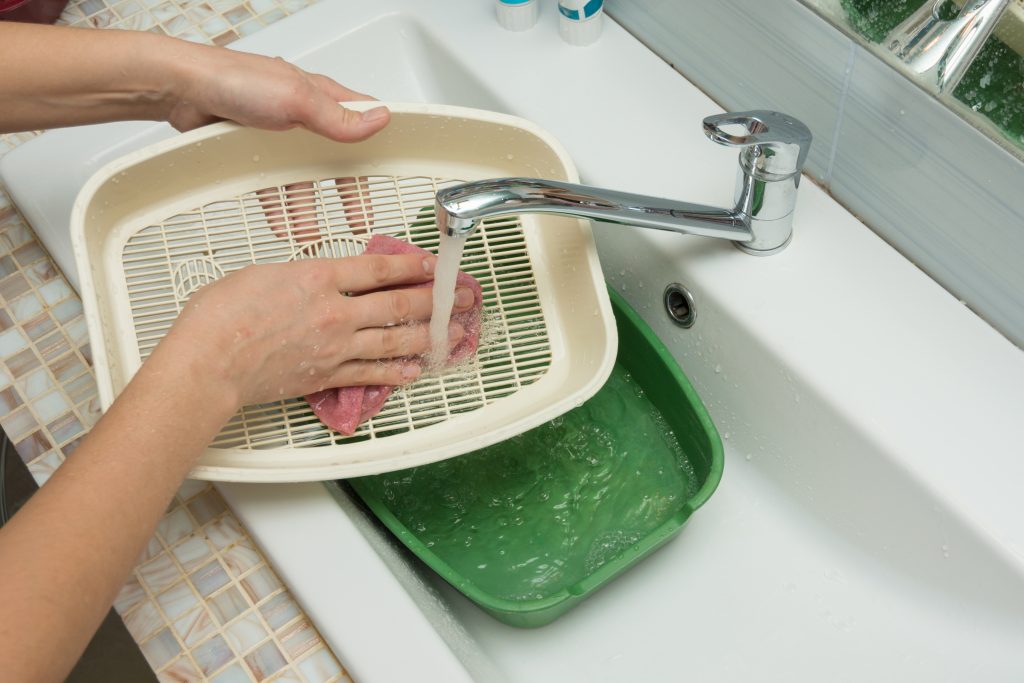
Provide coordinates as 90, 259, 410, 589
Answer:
348, 287, 724, 627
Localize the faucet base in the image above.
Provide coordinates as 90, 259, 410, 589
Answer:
735, 231, 792, 257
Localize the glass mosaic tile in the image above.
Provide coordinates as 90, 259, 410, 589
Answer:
6, 347, 41, 377
205, 514, 246, 550
17, 366, 51, 399
141, 627, 183, 670
1, 406, 37, 440
171, 535, 216, 573
244, 639, 287, 681
191, 560, 232, 598
114, 574, 148, 614
239, 565, 282, 604
174, 606, 218, 649
297, 648, 343, 682
278, 618, 320, 660
188, 487, 228, 526
33, 389, 70, 423
37, 330, 71, 363
124, 599, 166, 642
22, 311, 56, 341
51, 297, 83, 324
0, 326, 29, 358
141, 552, 184, 595
0, 255, 17, 279
25, 450, 63, 485
158, 506, 197, 546
224, 611, 269, 655
157, 581, 202, 622
258, 591, 301, 631
24, 259, 57, 286
222, 541, 262, 578
14, 430, 52, 463
0, 273, 31, 302
193, 633, 235, 676
46, 411, 84, 445
210, 585, 251, 625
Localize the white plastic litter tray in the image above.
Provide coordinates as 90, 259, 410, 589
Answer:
72, 102, 616, 482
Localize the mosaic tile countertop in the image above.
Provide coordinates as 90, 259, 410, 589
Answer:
0, 1, 354, 681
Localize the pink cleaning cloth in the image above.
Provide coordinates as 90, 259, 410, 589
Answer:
305, 234, 483, 435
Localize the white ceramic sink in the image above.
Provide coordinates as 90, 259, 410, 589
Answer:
4, 1, 1024, 681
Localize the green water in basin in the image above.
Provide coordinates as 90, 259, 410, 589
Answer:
354, 367, 698, 603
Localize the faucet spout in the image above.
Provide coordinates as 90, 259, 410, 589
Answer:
436, 110, 812, 257
436, 177, 752, 241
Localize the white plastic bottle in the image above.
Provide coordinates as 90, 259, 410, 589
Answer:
558, 0, 603, 46
495, 0, 539, 31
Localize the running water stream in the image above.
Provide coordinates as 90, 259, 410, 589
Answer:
427, 231, 469, 368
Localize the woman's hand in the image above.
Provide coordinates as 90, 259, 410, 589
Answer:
165, 43, 390, 142
0, 24, 390, 141
153, 254, 475, 410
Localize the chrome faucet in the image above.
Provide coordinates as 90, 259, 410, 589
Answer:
435, 110, 812, 256
886, 0, 1010, 95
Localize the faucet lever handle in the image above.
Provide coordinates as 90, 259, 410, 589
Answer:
702, 110, 812, 181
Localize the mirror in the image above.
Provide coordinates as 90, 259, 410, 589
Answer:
798, 0, 1024, 158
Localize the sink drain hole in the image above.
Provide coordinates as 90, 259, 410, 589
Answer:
664, 283, 696, 328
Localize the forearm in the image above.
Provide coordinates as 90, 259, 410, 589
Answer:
0, 24, 198, 132
0, 344, 235, 683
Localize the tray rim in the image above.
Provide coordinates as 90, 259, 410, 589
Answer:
70, 102, 619, 482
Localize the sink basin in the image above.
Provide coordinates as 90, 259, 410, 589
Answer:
4, 1, 1024, 681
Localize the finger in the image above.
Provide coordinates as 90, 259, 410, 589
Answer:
352, 283, 477, 327
256, 184, 323, 243
326, 359, 422, 388
304, 96, 390, 143
352, 321, 464, 360
282, 182, 322, 242
256, 186, 285, 233
335, 177, 372, 234
334, 253, 435, 293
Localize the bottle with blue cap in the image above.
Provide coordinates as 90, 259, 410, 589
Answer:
558, 0, 603, 45
495, 0, 539, 31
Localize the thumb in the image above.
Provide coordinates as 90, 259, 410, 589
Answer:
306, 98, 390, 143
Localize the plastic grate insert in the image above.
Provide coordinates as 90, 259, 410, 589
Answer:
120, 175, 552, 450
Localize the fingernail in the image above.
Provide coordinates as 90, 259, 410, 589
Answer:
455, 287, 473, 309
448, 322, 464, 342
361, 106, 390, 122
423, 255, 436, 275
401, 363, 421, 380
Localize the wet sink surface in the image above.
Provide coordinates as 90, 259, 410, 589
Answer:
5, 1, 1024, 681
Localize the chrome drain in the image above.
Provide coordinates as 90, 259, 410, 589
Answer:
664, 283, 696, 328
